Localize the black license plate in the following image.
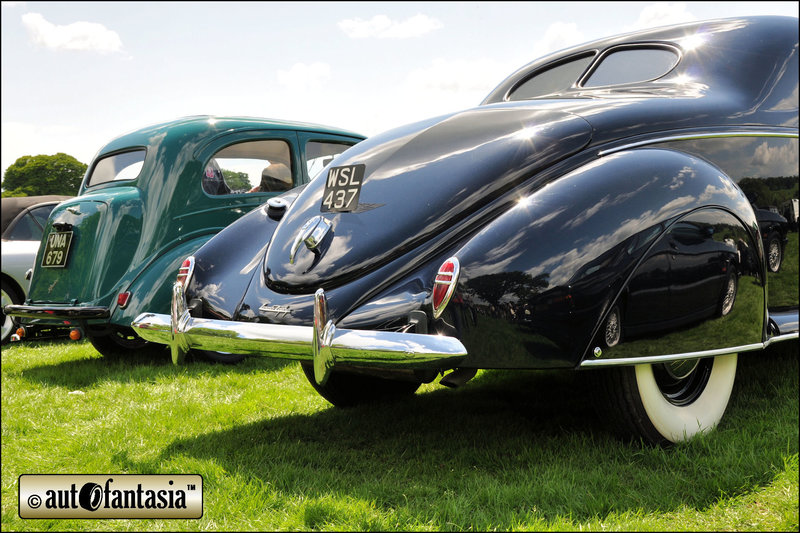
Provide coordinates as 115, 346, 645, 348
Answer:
321, 164, 365, 212
41, 231, 73, 268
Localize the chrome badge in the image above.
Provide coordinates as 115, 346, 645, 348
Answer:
259, 304, 292, 319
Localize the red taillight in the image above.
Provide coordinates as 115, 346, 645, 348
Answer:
176, 256, 195, 287
432, 257, 460, 319
117, 291, 131, 308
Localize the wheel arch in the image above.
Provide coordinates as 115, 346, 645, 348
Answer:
588, 205, 765, 365
450, 147, 762, 368
1, 272, 26, 303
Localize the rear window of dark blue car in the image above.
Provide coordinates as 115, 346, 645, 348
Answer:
508, 53, 595, 100
582, 46, 679, 87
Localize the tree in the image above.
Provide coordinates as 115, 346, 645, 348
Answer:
2, 153, 87, 197
221, 169, 252, 192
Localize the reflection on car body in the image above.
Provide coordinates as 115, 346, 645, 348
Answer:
130, 17, 798, 444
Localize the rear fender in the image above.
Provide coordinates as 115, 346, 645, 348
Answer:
111, 236, 218, 327
448, 148, 760, 368
187, 203, 282, 320
594, 206, 764, 364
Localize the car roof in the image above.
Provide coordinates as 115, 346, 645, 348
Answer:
1, 195, 73, 234
95, 115, 366, 159
482, 16, 799, 106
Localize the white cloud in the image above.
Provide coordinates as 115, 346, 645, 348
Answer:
400, 21, 585, 103
21, 12, 123, 53
531, 21, 585, 57
405, 58, 512, 94
630, 2, 696, 31
276, 62, 331, 91
338, 13, 443, 39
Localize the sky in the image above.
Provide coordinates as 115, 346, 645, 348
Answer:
1, 1, 798, 179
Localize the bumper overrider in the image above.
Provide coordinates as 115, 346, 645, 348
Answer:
131, 281, 468, 386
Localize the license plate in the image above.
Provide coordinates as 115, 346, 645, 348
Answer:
41, 231, 73, 268
321, 164, 365, 212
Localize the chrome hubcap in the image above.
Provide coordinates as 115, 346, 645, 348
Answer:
721, 277, 736, 316
662, 359, 700, 380
653, 358, 713, 406
1, 289, 14, 341
605, 308, 620, 347
768, 241, 780, 271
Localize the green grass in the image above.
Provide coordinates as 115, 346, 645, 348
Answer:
2, 339, 797, 531
768, 231, 799, 307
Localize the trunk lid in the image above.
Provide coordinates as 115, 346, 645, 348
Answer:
27, 188, 143, 305
265, 102, 593, 293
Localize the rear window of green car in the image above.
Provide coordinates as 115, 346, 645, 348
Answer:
86, 150, 146, 187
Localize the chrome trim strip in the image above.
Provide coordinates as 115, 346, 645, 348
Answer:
764, 332, 799, 347
580, 333, 798, 368
598, 131, 799, 157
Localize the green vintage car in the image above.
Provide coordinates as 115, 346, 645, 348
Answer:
6, 116, 364, 358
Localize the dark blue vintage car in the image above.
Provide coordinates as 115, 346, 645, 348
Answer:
133, 17, 799, 444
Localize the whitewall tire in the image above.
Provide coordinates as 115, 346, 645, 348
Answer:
598, 353, 738, 444
635, 353, 737, 442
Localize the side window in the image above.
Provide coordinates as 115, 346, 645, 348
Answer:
29, 205, 57, 228
582, 47, 679, 87
305, 141, 355, 181
86, 150, 146, 187
6, 212, 41, 241
204, 139, 293, 195
507, 53, 595, 101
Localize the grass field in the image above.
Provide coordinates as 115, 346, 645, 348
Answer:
1, 337, 797, 531
768, 231, 799, 307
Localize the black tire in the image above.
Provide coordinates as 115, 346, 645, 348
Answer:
1, 280, 23, 345
192, 350, 247, 364
300, 362, 420, 407
595, 354, 737, 444
766, 233, 782, 273
718, 269, 738, 317
88, 326, 167, 358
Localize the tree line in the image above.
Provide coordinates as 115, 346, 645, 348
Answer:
1, 153, 86, 197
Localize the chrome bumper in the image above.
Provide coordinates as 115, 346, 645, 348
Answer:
131, 283, 467, 385
4, 304, 110, 321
